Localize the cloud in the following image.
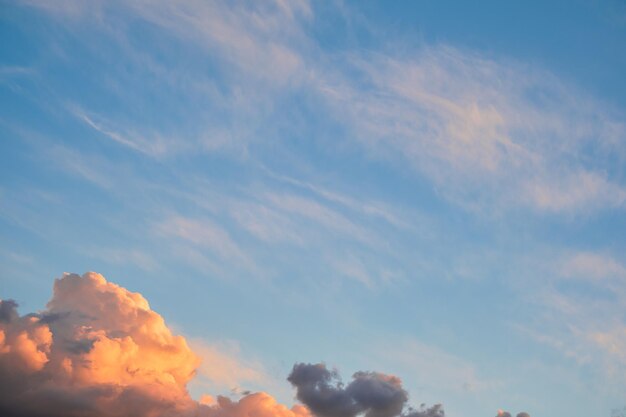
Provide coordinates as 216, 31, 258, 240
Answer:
370, 337, 495, 397
0, 299, 52, 374
19, 0, 626, 214
404, 404, 445, 417
318, 46, 626, 213
192, 340, 269, 391
0, 272, 199, 416
265, 193, 378, 247
204, 393, 311, 417
0, 272, 302, 417
125, 0, 311, 85
287, 363, 443, 417
588, 326, 626, 367
75, 110, 172, 158
0, 299, 18, 323
82, 247, 159, 271
496, 411, 530, 417
17, 0, 99, 19
520, 251, 626, 383
156, 216, 252, 268
0, 272, 535, 417
558, 252, 626, 282
48, 144, 115, 189
263, 170, 410, 231
332, 255, 376, 289
229, 202, 306, 245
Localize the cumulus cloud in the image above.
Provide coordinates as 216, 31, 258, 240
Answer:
1, 272, 526, 417
0, 272, 305, 417
288, 363, 443, 417
0, 299, 18, 322
205, 393, 310, 417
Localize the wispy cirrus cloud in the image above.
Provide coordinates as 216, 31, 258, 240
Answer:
81, 247, 159, 271
230, 203, 306, 246
517, 250, 626, 391
558, 251, 626, 282
264, 193, 380, 247
20, 0, 626, 214
191, 339, 271, 394
155, 216, 253, 269
317, 46, 626, 213
4, 1, 624, 415
124, 0, 312, 85
76, 111, 171, 158
263, 170, 412, 230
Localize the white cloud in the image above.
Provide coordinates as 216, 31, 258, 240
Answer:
156, 216, 253, 269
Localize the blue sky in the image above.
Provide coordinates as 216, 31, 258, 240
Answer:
1, 1, 626, 416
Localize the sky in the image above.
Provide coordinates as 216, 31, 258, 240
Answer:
1, 1, 626, 416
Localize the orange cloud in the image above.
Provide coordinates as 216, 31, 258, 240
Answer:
203, 393, 311, 417
0, 272, 305, 417
0, 271, 449, 417
0, 314, 52, 373
46, 273, 198, 394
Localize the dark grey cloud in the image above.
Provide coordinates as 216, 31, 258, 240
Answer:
0, 382, 186, 417
288, 363, 361, 417
348, 371, 407, 417
405, 404, 445, 417
65, 337, 97, 354
37, 311, 70, 324
0, 299, 18, 323
287, 363, 443, 417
